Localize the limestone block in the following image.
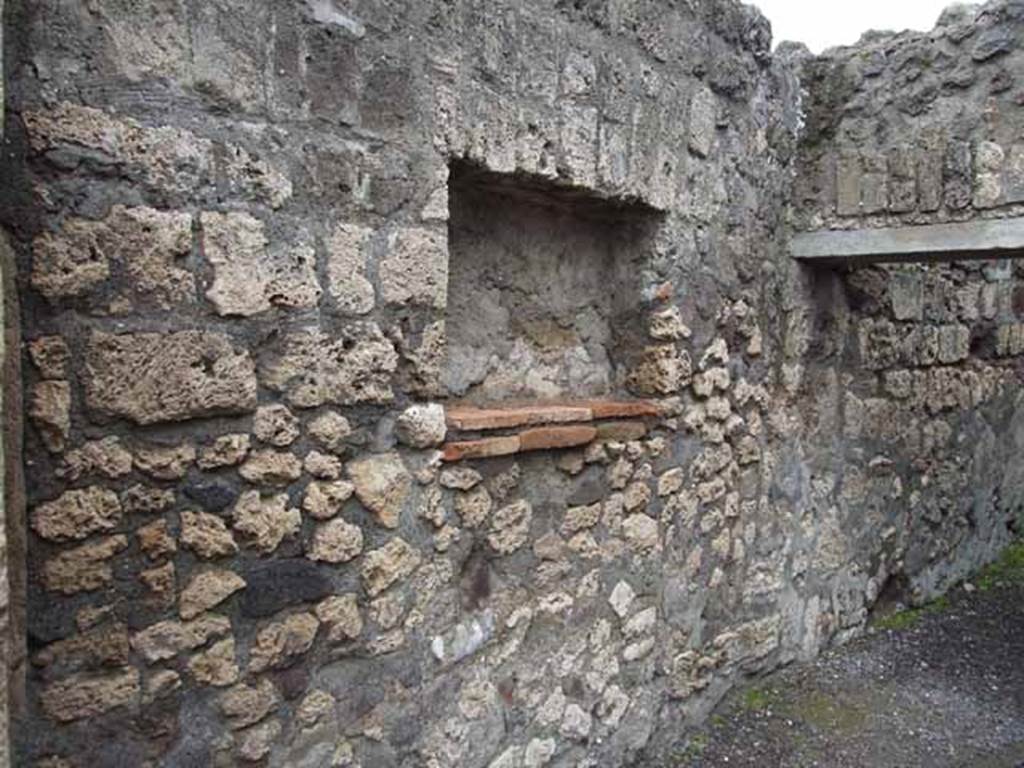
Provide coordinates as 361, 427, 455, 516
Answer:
304, 450, 343, 480
649, 306, 691, 341
32, 486, 121, 543
627, 346, 692, 396
131, 614, 232, 663
202, 212, 319, 316
85, 330, 257, 425
315, 594, 363, 644
487, 500, 532, 555
439, 467, 482, 490
29, 380, 70, 453
395, 403, 447, 448
380, 228, 448, 309
188, 637, 239, 687
303, 480, 355, 520
560, 104, 599, 186
361, 538, 422, 596
260, 326, 398, 408
59, 437, 133, 481
134, 442, 196, 480
28, 335, 70, 379
40, 668, 140, 723
307, 410, 353, 452
236, 718, 282, 762
455, 486, 492, 528
32, 206, 193, 307
231, 491, 301, 554
121, 484, 175, 515
253, 404, 300, 447
307, 518, 363, 563
198, 434, 251, 469
179, 569, 247, 619
249, 613, 320, 672
43, 535, 128, 594
137, 519, 177, 560
688, 85, 716, 158
239, 449, 303, 485
220, 679, 280, 730
326, 223, 375, 315
348, 453, 411, 528
181, 511, 238, 559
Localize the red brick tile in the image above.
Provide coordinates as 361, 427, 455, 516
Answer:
446, 405, 593, 431
595, 420, 648, 442
441, 436, 520, 462
518, 426, 598, 452
583, 400, 661, 419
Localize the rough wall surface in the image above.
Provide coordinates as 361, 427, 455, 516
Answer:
0, 0, 1022, 766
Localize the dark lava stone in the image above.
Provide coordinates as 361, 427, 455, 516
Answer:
183, 480, 237, 513
240, 560, 333, 618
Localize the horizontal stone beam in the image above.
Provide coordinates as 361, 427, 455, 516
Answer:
790, 218, 1024, 265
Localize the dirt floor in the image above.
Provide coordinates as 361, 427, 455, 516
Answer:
671, 547, 1024, 768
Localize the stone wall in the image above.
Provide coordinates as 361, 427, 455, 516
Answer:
0, 0, 1022, 766
792, 1, 1024, 232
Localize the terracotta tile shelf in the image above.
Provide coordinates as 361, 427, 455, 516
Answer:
440, 399, 661, 462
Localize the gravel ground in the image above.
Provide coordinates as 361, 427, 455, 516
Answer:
670, 579, 1024, 768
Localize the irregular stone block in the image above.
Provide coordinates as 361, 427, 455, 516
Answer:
29, 335, 70, 379
179, 569, 247, 620
326, 223, 375, 315
137, 519, 177, 560
253, 404, 300, 447
249, 613, 320, 672
43, 535, 128, 594
303, 480, 355, 520
626, 346, 692, 395
31, 206, 193, 307
380, 228, 448, 309
198, 434, 251, 469
29, 380, 70, 453
131, 615, 232, 663
84, 330, 257, 425
395, 403, 447, 448
219, 679, 280, 730
201, 212, 319, 317
315, 594, 363, 644
348, 453, 412, 529
40, 668, 139, 723
361, 538, 422, 596
187, 637, 239, 687
32, 486, 122, 544
239, 449, 303, 485
134, 442, 196, 480
307, 518, 364, 564
231, 491, 301, 554
260, 326, 398, 408
688, 85, 716, 158
488, 500, 532, 554
307, 411, 353, 452
59, 437, 133, 481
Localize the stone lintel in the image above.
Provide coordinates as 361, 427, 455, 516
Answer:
790, 217, 1024, 265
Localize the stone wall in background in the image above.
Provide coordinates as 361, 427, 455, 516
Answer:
793, 1, 1024, 231
0, 0, 1021, 766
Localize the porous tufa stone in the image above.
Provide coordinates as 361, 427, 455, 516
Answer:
395, 403, 447, 448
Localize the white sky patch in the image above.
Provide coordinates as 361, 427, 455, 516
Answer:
751, 0, 961, 53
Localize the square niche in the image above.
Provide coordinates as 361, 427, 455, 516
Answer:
444, 161, 662, 403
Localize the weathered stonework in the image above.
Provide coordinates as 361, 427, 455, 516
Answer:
6, 0, 1024, 766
